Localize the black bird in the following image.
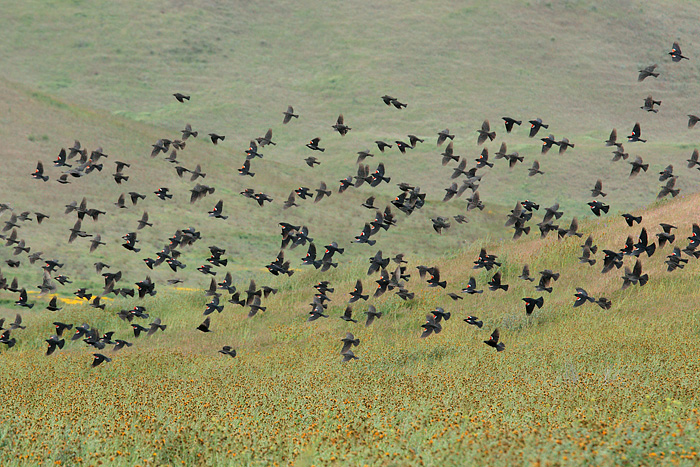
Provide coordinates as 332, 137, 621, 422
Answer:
154, 187, 173, 200
591, 179, 606, 197
558, 217, 582, 238
368, 250, 389, 275
534, 276, 553, 294
687, 149, 700, 168
528, 118, 548, 138
522, 297, 544, 315
247, 296, 266, 318
587, 200, 609, 217
502, 117, 522, 133
641, 95, 661, 113
341, 332, 361, 354
542, 203, 564, 224
484, 328, 505, 352
306, 137, 325, 152
208, 133, 225, 144
656, 223, 677, 248
518, 264, 534, 282
283, 192, 298, 210
464, 316, 483, 328
197, 317, 212, 333
45, 335, 65, 356
431, 216, 451, 234
473, 249, 501, 271
340, 306, 358, 323
688, 116, 700, 129
488, 272, 508, 292
364, 305, 382, 327
477, 120, 496, 145
256, 128, 276, 146
437, 129, 454, 146
622, 213, 642, 226
611, 146, 629, 162
219, 346, 237, 357
665, 247, 688, 272
301, 243, 322, 269
54, 148, 70, 167
540, 134, 559, 154
375, 140, 392, 152
528, 160, 544, 176
181, 123, 198, 140
32, 161, 49, 181
92, 353, 112, 367
15, 289, 33, 309
466, 191, 484, 211
632, 227, 656, 258
238, 160, 255, 177
338, 176, 354, 193
627, 122, 646, 143
475, 149, 493, 169
579, 246, 596, 266
147, 318, 167, 336
381, 95, 407, 109
356, 149, 374, 163
332, 114, 351, 136
129, 192, 146, 205
605, 128, 621, 147
282, 105, 298, 124
53, 322, 72, 336
246, 140, 263, 159
687, 224, 700, 249
622, 259, 648, 289
638, 64, 659, 81
557, 138, 574, 154
135, 212, 152, 230
427, 268, 447, 288
354, 223, 376, 246
314, 182, 331, 203
669, 41, 689, 61
408, 135, 424, 147
113, 340, 133, 351
441, 142, 459, 166
89, 235, 105, 253
658, 178, 680, 199
420, 314, 442, 338
574, 288, 595, 307
602, 249, 624, 274
46, 297, 62, 312
173, 93, 190, 102
521, 200, 539, 212
349, 280, 369, 303
208, 200, 227, 220
431, 307, 451, 323
393, 140, 410, 154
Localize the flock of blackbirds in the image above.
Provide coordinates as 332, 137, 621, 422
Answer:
0, 41, 697, 365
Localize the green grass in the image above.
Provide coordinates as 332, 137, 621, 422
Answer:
2, 193, 700, 466
1, 0, 700, 465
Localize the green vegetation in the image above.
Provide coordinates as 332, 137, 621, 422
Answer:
1, 0, 700, 465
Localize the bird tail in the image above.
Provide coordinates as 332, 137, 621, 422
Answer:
639, 274, 649, 287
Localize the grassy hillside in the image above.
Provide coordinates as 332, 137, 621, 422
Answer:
2, 191, 700, 465
0, 0, 700, 292
1, 0, 700, 465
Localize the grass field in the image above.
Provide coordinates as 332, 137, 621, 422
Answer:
1, 0, 700, 465
2, 193, 700, 466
